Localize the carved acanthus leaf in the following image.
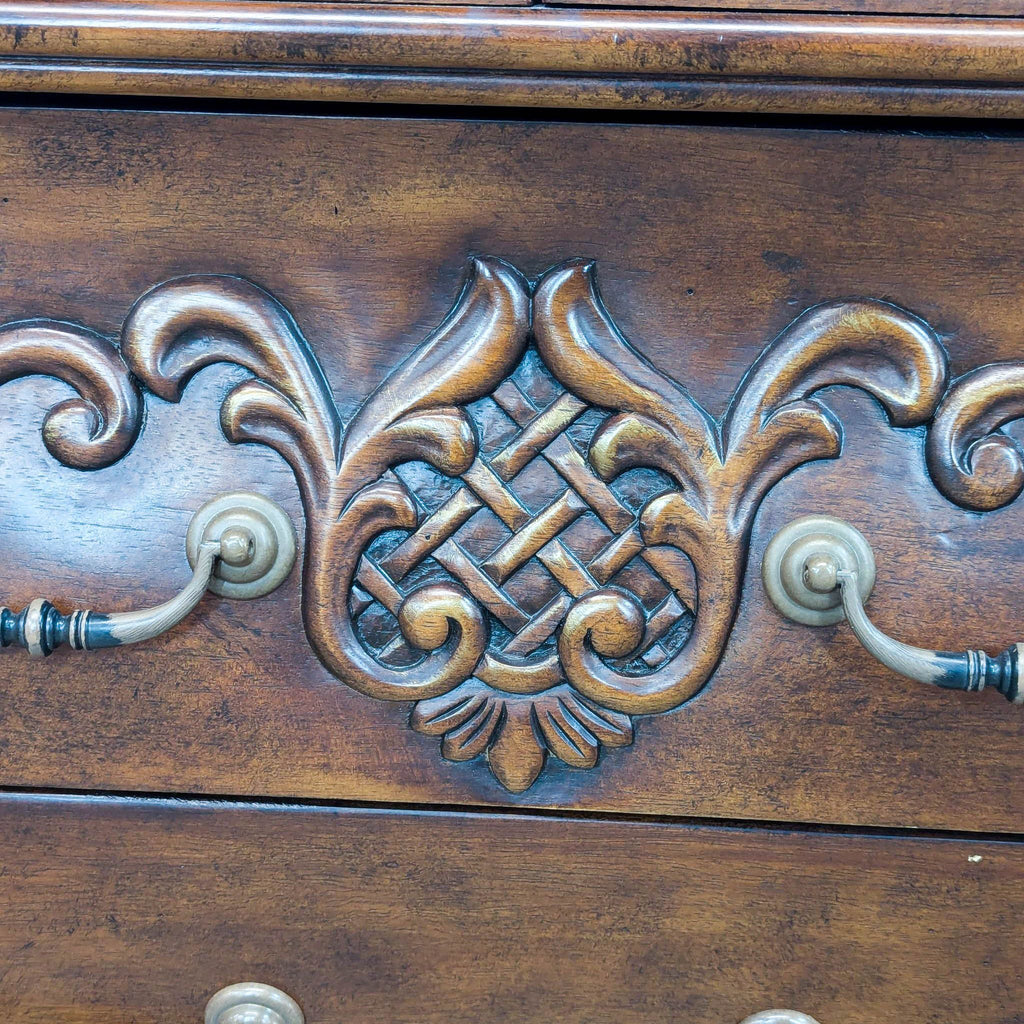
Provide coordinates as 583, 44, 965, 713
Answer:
535, 263, 949, 719
121, 275, 342, 508
411, 678, 633, 792
533, 260, 720, 509
722, 299, 948, 526
338, 258, 530, 491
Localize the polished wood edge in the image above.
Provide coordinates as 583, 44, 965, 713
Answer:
550, 0, 1023, 12
5, 62, 1024, 118
0, 3, 1023, 115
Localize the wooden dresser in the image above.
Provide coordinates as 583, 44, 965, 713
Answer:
0, 2, 1023, 1021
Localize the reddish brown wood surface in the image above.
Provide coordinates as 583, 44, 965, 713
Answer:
260, 0, 1024, 9
0, 793, 1020, 1023
0, 2, 1024, 116
557, 0, 1024, 13
4, 2, 1023, 80
5, 65, 1024, 120
1, 109, 1024, 829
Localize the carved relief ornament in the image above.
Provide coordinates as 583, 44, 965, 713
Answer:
2, 257, 1021, 791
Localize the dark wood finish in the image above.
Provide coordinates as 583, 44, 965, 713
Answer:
0, 792, 1021, 1023
3, 261, 961, 793
559, 0, 1024, 13
6, 64, 1024, 120
0, 0, 1017, 1015
6, 3, 1023, 80
2, 109, 1024, 829
929, 362, 1024, 513
1, 3, 1024, 117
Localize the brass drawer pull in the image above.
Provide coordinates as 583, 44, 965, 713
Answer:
740, 1014, 821, 1024
764, 515, 1021, 704
206, 983, 304, 1024
0, 491, 295, 656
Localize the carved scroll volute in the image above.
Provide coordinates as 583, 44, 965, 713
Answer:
927, 363, 1024, 511
121, 258, 531, 703
0, 321, 140, 468
722, 299, 948, 528
122, 275, 343, 510
535, 261, 949, 718
534, 260, 731, 715
305, 257, 531, 701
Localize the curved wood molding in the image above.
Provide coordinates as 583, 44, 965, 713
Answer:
565, 0, 1019, 12
6, 258, 1020, 791
927, 363, 1024, 512
1, 2, 1024, 116
0, 320, 140, 469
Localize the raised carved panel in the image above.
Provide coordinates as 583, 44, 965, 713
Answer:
2, 257, 1019, 791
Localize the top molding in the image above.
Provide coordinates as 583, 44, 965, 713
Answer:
0, 2, 1024, 117
556, 0, 1024, 12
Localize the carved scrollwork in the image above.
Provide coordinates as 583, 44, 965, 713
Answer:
534, 261, 946, 719
121, 260, 530, 706
0, 320, 141, 468
2, 256, 1001, 792
927, 363, 1024, 511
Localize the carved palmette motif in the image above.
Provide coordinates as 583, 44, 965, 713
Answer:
2, 257, 1022, 791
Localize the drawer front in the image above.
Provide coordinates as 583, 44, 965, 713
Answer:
0, 794, 1021, 1022
1, 108, 1023, 828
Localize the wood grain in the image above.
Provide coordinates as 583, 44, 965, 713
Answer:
555, 0, 1024, 13
0, 793, 1020, 1023
7, 63, 1024, 120
4, 2, 1024, 80
1, 3, 1024, 116
4, 260, 957, 794
1, 109, 1024, 829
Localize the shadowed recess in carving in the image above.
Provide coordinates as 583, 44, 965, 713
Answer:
7, 255, 1010, 794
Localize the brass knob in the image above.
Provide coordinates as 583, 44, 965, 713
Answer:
185, 490, 297, 599
205, 983, 304, 1024
761, 515, 875, 627
740, 1013, 821, 1024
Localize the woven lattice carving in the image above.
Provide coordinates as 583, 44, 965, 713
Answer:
352, 350, 694, 681
1, 255, 958, 792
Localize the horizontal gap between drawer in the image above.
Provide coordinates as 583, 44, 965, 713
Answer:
1, 782, 1021, 844
0, 88, 1023, 135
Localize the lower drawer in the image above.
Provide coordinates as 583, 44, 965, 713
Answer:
0, 795, 1020, 1022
